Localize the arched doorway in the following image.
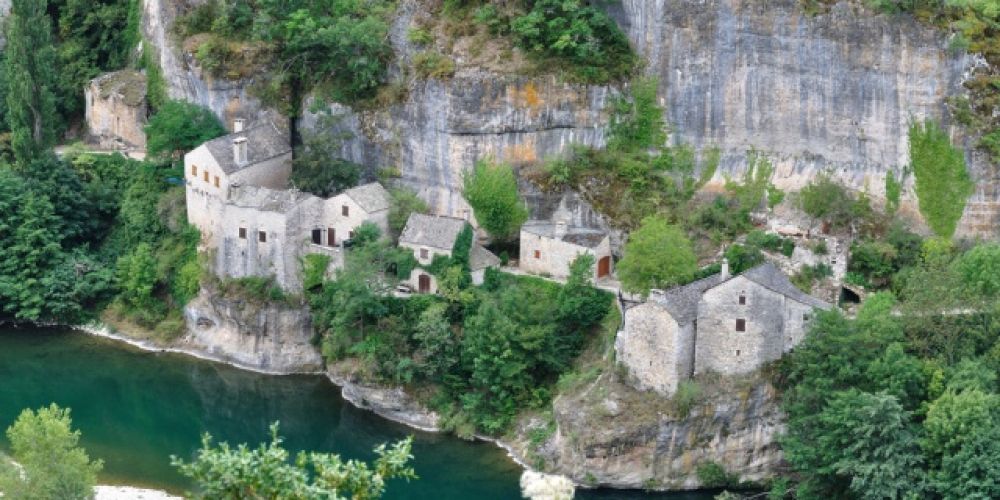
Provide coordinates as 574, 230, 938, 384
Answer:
597, 256, 611, 278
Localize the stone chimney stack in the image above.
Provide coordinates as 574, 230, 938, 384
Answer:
721, 258, 730, 280
233, 118, 245, 133
233, 137, 248, 165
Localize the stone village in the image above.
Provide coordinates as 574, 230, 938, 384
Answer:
89, 75, 835, 397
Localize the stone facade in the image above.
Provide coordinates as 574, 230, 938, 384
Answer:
520, 223, 612, 281
398, 213, 499, 293
616, 262, 831, 397
85, 70, 148, 150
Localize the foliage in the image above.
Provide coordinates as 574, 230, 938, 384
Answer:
725, 151, 780, 214
5, 0, 59, 165
303, 254, 332, 292
116, 242, 159, 310
797, 175, 872, 233
696, 461, 737, 489
412, 51, 456, 79
388, 187, 429, 237
145, 100, 227, 160
172, 422, 416, 499
290, 118, 362, 197
462, 158, 528, 241
0, 404, 103, 500
909, 120, 973, 238
607, 77, 666, 153
674, 380, 702, 418
617, 217, 697, 296
885, 172, 903, 215
746, 230, 795, 257
509, 0, 636, 83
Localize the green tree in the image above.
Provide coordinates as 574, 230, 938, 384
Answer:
909, 120, 974, 239
607, 77, 666, 153
0, 190, 62, 320
617, 216, 697, 296
145, 100, 226, 160
4, 0, 59, 164
388, 187, 428, 237
413, 302, 458, 380
934, 424, 1000, 499
953, 243, 1000, 298
462, 159, 528, 242
0, 404, 103, 500
290, 127, 361, 197
116, 242, 159, 310
172, 423, 416, 499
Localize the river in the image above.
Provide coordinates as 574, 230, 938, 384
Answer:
0, 327, 714, 499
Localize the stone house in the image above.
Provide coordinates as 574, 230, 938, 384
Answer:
399, 213, 500, 293
85, 70, 147, 150
211, 182, 390, 291
185, 120, 293, 239
615, 261, 831, 397
520, 218, 613, 281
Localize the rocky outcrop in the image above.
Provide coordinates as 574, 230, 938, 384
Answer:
616, 0, 979, 233
326, 364, 440, 431
141, 0, 270, 128
180, 288, 323, 373
507, 371, 784, 490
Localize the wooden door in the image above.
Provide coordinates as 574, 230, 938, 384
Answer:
597, 256, 611, 278
418, 274, 431, 293
327, 228, 336, 246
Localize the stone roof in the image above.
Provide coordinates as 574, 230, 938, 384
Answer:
743, 262, 832, 309
650, 274, 725, 326
649, 261, 830, 324
470, 244, 501, 271
203, 121, 291, 175
228, 185, 312, 214
399, 214, 468, 251
521, 221, 608, 248
344, 182, 390, 213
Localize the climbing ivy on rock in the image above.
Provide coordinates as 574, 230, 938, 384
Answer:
909, 120, 973, 239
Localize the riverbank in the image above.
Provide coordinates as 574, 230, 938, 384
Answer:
95, 486, 181, 500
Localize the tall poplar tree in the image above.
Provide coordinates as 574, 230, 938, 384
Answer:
4, 0, 58, 165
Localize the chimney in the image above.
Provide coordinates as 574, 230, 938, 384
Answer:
720, 258, 730, 280
554, 219, 568, 239
233, 118, 245, 133
233, 137, 248, 165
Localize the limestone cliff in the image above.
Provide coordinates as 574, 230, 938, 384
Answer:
181, 288, 324, 373
506, 370, 784, 490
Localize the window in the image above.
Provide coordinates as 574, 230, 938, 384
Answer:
312, 229, 322, 245
736, 350, 741, 356
238, 227, 247, 239
736, 319, 746, 332
214, 176, 220, 188
342, 205, 349, 216
803, 313, 810, 321
203, 171, 209, 182
738, 293, 746, 305
191, 165, 198, 177
258, 231, 267, 243
349, 231, 354, 239
420, 248, 429, 259
534, 250, 541, 259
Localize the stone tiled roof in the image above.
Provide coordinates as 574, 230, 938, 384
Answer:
344, 182, 390, 213
399, 214, 468, 251
228, 185, 312, 213
743, 262, 832, 309
203, 121, 291, 175
650, 274, 725, 326
650, 262, 831, 324
470, 244, 501, 271
521, 221, 608, 248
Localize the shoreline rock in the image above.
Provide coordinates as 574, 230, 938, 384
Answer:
94, 486, 181, 500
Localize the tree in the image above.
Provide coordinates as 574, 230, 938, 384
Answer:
783, 390, 925, 500
145, 100, 226, 159
462, 159, 528, 242
116, 243, 159, 311
290, 127, 361, 197
388, 187, 428, 237
0, 404, 103, 500
4, 0, 59, 164
413, 302, 458, 380
0, 189, 63, 321
617, 216, 697, 296
172, 423, 416, 499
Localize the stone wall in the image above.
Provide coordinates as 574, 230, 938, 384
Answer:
518, 230, 611, 281
615, 303, 694, 397
85, 70, 147, 150
181, 287, 323, 373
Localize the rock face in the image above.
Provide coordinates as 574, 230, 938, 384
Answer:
141, 0, 270, 129
326, 365, 440, 431
508, 372, 784, 490
181, 288, 323, 373
616, 0, 978, 233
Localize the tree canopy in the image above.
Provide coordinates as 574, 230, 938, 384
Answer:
462, 159, 528, 242
617, 216, 697, 296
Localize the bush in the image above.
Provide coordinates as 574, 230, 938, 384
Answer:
909, 120, 974, 239
674, 380, 702, 417
413, 50, 456, 79
145, 100, 226, 160
463, 159, 528, 241
696, 461, 737, 489
618, 217, 698, 295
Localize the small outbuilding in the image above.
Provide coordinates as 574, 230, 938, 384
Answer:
85, 70, 147, 150
399, 213, 499, 293
519, 218, 612, 282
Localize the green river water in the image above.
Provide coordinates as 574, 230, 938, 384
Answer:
0, 327, 713, 499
